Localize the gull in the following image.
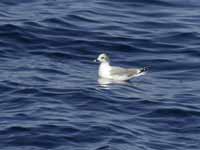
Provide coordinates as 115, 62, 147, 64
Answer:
95, 53, 146, 81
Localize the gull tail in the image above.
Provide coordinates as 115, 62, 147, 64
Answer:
139, 66, 149, 74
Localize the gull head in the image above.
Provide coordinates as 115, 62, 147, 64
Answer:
97, 53, 110, 63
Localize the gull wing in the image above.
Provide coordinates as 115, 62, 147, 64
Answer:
110, 66, 140, 77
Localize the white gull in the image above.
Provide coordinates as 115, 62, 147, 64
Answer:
95, 53, 146, 81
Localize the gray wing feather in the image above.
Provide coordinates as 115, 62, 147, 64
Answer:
110, 67, 140, 77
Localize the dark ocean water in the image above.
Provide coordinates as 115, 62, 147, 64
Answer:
0, 0, 200, 149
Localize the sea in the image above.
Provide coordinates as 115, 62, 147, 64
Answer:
0, 0, 200, 150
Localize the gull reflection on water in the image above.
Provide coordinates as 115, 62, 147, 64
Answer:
98, 78, 130, 88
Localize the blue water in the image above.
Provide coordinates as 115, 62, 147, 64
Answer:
0, 0, 200, 149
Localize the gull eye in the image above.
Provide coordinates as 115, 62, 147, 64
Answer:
101, 56, 105, 59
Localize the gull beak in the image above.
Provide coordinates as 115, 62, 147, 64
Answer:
93, 59, 97, 62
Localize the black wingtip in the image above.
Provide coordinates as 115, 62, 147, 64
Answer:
140, 66, 149, 73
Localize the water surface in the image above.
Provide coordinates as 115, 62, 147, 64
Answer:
0, 0, 200, 150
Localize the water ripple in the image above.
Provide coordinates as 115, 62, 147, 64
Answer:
0, 0, 200, 150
